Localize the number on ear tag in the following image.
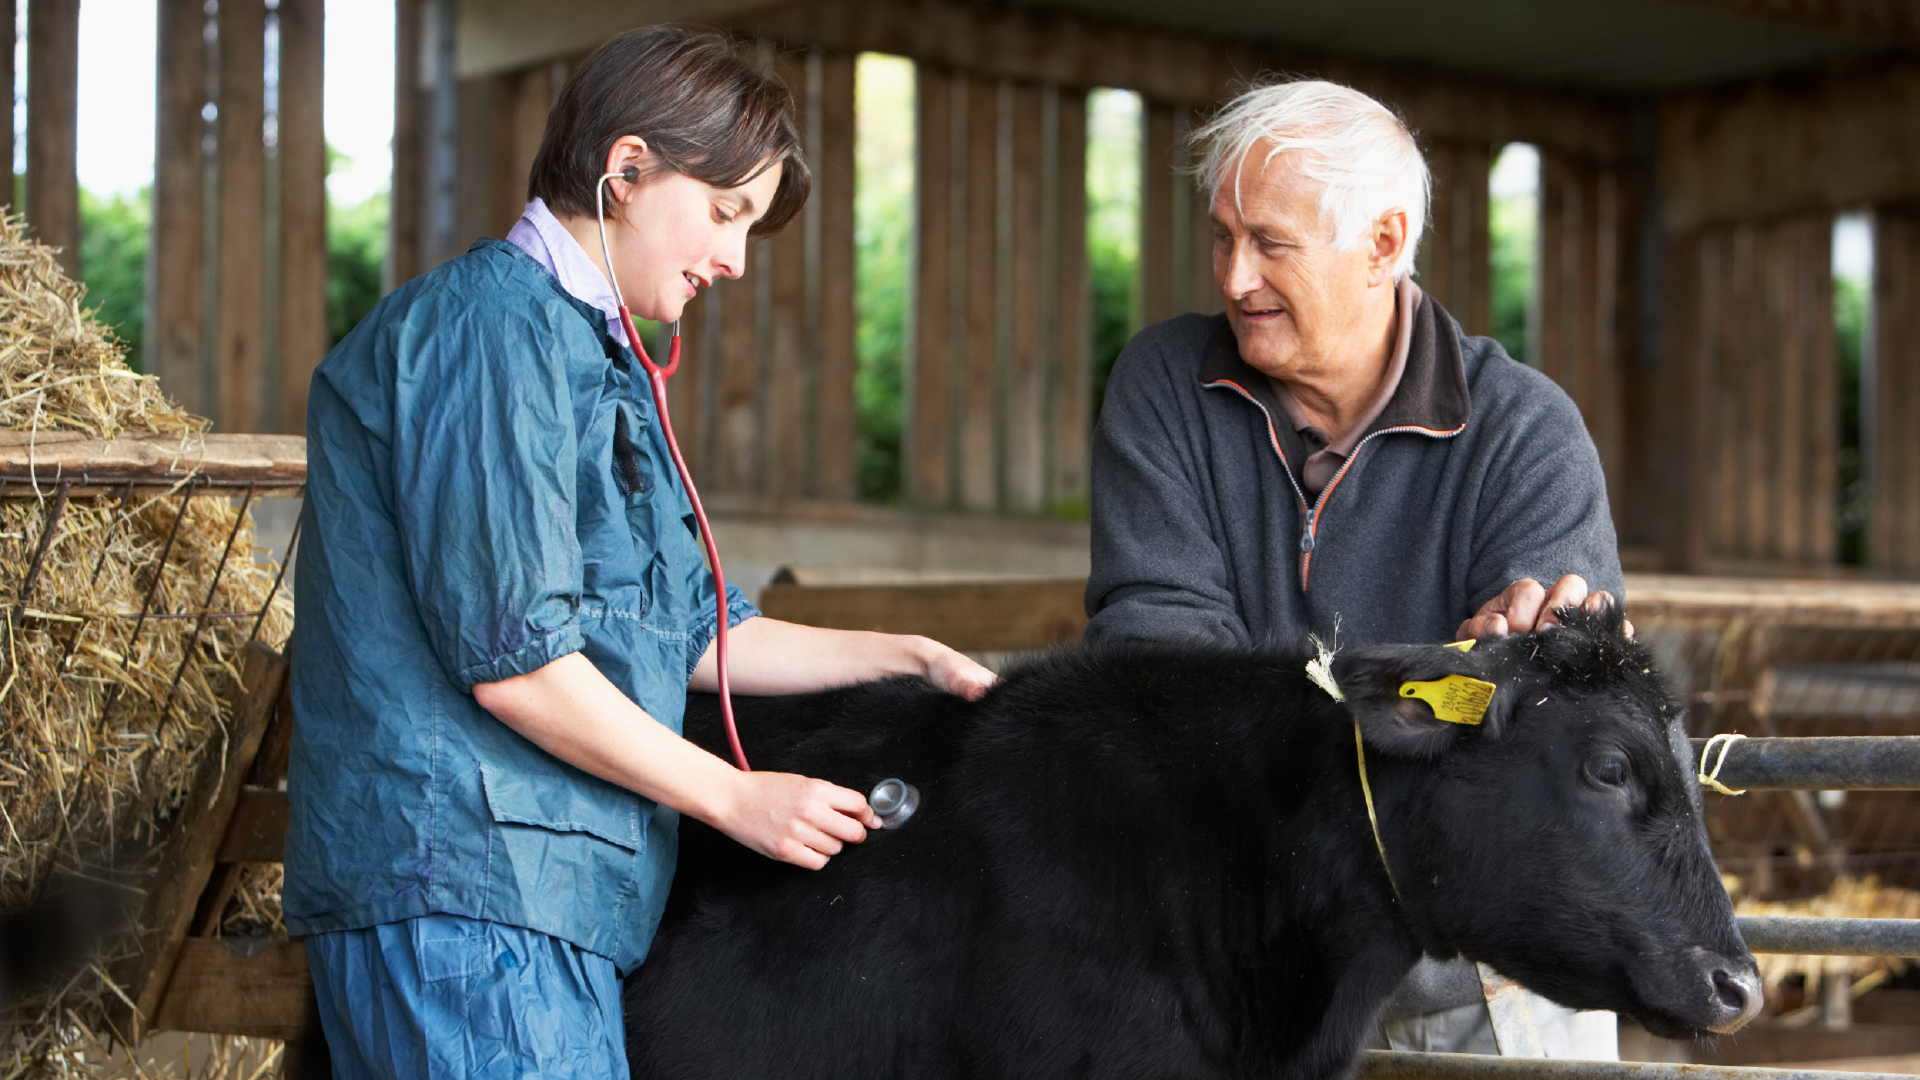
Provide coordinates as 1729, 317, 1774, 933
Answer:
1399, 675, 1496, 725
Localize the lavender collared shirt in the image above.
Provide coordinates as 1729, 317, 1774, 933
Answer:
505, 197, 630, 345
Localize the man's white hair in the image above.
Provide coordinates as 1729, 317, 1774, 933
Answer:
1190, 79, 1429, 282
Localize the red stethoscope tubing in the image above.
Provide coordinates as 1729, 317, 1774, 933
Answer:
597, 165, 748, 773
616, 308, 751, 773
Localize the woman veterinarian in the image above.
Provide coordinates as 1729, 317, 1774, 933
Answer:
284, 27, 995, 1078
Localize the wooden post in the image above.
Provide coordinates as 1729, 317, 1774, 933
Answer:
669, 288, 709, 481
278, 0, 327, 434
388, 0, 425, 288
1188, 107, 1220, 318
908, 64, 954, 507
216, 0, 267, 432
1422, 141, 1492, 336
497, 64, 553, 236
152, 0, 207, 410
716, 266, 760, 493
1872, 206, 1920, 572
958, 74, 997, 511
25, 0, 78, 277
1049, 88, 1090, 507
1004, 80, 1045, 511
0, 0, 14, 215
814, 50, 857, 500
765, 51, 810, 498
1140, 99, 1175, 327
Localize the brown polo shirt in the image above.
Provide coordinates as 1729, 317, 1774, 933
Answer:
1268, 279, 1424, 497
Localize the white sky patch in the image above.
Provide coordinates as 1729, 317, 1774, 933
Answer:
35, 0, 392, 205
1833, 212, 1871, 282
1489, 142, 1538, 200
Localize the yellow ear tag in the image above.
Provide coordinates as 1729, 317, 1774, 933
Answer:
1399, 675, 1497, 725
1444, 639, 1476, 653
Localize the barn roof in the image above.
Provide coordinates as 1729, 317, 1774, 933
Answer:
455, 0, 1911, 92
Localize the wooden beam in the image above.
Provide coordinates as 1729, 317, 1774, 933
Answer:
1420, 141, 1492, 337
278, 0, 327, 434
1187, 107, 1221, 318
214, 787, 290, 863
1049, 88, 1091, 508
1872, 205, 1920, 572
152, 938, 312, 1040
715, 268, 759, 493
25, 0, 78, 277
1005, 80, 1045, 511
908, 65, 954, 507
0, 432, 308, 497
1661, 58, 1920, 233
389, 0, 426, 287
216, 0, 267, 432
757, 577, 1088, 651
813, 50, 857, 501
727, 0, 1634, 160
765, 51, 810, 499
113, 645, 288, 1040
1661, 0, 1920, 49
152, 0, 207, 409
958, 73, 997, 511
1140, 99, 1176, 327
0, 0, 13, 217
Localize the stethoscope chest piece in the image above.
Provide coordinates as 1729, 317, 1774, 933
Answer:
869, 778, 921, 830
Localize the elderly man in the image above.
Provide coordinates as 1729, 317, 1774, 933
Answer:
1085, 80, 1623, 1057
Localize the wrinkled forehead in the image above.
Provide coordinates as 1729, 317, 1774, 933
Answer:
1213, 142, 1332, 236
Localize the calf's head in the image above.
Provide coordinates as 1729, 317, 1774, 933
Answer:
1330, 606, 1762, 1038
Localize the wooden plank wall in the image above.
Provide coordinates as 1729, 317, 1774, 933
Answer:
1872, 205, 1920, 573
909, 66, 1090, 513
1676, 214, 1839, 568
1536, 151, 1631, 515
147, 0, 328, 435
1139, 101, 1221, 328
1420, 140, 1492, 337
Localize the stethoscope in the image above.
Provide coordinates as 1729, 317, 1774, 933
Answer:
594, 165, 920, 829
597, 165, 750, 773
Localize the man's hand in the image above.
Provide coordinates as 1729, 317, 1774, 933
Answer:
1456, 574, 1631, 640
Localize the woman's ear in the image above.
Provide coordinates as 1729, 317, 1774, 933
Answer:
603, 135, 653, 194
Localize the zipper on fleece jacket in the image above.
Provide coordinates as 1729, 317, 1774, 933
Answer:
1202, 378, 1464, 590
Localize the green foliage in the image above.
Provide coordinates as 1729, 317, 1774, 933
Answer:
1087, 89, 1142, 419
328, 189, 388, 347
1835, 270, 1868, 565
853, 54, 915, 503
79, 187, 151, 369
1488, 183, 1536, 365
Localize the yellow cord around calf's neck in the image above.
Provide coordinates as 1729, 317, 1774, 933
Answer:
1353, 722, 1404, 904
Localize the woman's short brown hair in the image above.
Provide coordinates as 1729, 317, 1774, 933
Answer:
528, 27, 810, 236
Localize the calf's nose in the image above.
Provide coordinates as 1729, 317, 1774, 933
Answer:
1705, 963, 1764, 1033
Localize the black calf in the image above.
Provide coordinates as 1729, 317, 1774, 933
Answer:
627, 607, 1758, 1080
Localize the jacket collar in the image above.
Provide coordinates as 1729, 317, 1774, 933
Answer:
1198, 290, 1472, 438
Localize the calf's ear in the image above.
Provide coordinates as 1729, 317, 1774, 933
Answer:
1330, 644, 1501, 759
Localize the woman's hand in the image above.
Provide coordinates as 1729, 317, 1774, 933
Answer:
913, 636, 995, 701
712, 770, 880, 870
694, 617, 998, 699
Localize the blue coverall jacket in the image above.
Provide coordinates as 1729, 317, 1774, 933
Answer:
284, 238, 756, 973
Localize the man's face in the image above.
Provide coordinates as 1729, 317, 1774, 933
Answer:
1212, 146, 1386, 382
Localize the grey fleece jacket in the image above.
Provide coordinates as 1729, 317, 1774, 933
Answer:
1085, 295, 1623, 650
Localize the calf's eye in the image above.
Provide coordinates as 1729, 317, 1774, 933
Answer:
1584, 753, 1631, 789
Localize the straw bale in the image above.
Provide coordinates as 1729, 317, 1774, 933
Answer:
0, 216, 292, 1077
